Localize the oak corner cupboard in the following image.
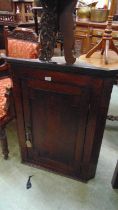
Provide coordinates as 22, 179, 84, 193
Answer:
7, 57, 118, 182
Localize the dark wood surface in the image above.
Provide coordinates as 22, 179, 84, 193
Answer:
7, 57, 118, 182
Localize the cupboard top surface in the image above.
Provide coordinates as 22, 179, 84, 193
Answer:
6, 56, 118, 77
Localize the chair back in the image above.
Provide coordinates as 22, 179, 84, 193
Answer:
4, 26, 40, 59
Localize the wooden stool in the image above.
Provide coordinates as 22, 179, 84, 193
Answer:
86, 16, 118, 64
86, 0, 118, 64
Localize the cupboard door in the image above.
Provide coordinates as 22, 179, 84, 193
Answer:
21, 79, 90, 177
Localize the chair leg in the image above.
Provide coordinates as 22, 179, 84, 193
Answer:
0, 126, 9, 159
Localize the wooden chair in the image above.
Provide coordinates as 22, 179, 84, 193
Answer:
0, 27, 40, 159
0, 57, 13, 159
4, 26, 40, 59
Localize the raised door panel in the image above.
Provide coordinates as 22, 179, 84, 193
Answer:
21, 78, 90, 178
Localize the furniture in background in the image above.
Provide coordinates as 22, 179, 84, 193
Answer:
79, 51, 118, 121
0, 57, 13, 159
75, 21, 118, 55
32, 6, 42, 35
4, 26, 40, 59
75, 0, 118, 55
0, 3, 15, 158
12, 0, 34, 23
112, 160, 118, 189
86, 0, 118, 65
84, 0, 118, 123
75, 1, 117, 53
0, 0, 13, 12
113, 0, 118, 20
0, 0, 34, 25
86, 17, 118, 64
76, 1, 118, 121
0, 26, 40, 159
0, 0, 35, 49
7, 56, 118, 182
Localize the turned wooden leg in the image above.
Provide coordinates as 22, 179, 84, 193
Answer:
0, 126, 9, 159
110, 39, 118, 55
111, 161, 118, 189
59, 0, 77, 64
86, 39, 103, 58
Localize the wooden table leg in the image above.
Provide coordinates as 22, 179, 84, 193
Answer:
111, 161, 118, 189
0, 126, 9, 159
